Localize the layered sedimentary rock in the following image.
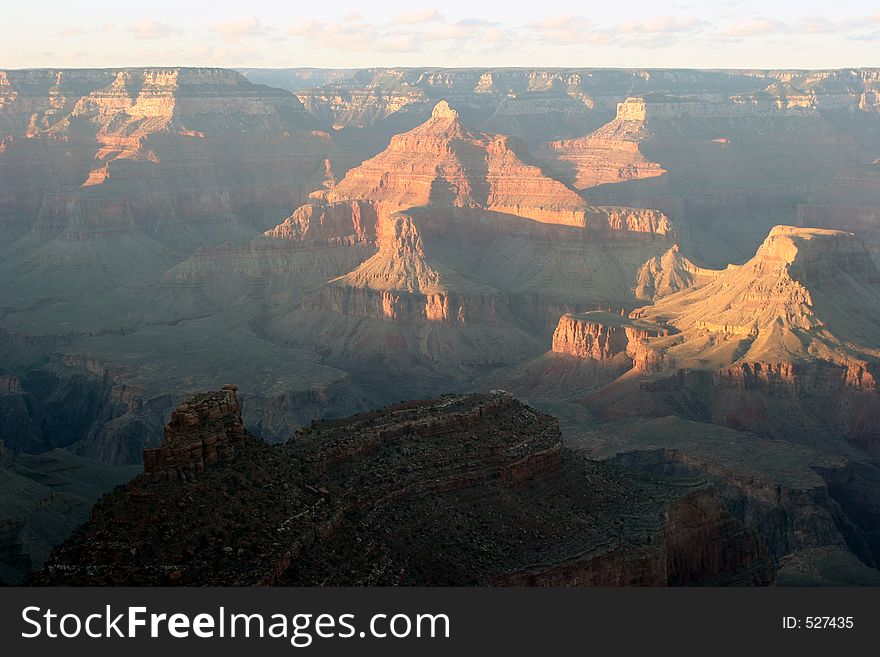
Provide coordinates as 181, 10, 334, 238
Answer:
33, 391, 771, 586
580, 226, 880, 454
544, 97, 666, 189
537, 92, 870, 269
250, 99, 673, 383
289, 67, 880, 141
633, 244, 720, 300
0, 68, 335, 243
552, 311, 670, 372
142, 385, 246, 481
263, 200, 378, 245
291, 100, 670, 234
559, 413, 880, 585
630, 225, 880, 365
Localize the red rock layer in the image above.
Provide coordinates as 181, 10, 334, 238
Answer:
552, 311, 671, 372
291, 100, 670, 235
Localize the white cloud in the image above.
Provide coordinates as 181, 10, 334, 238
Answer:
211, 16, 265, 41
393, 9, 443, 25
128, 19, 178, 41
614, 16, 706, 34
723, 18, 786, 37
526, 15, 596, 45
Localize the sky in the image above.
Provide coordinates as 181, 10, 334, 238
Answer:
3, 0, 880, 70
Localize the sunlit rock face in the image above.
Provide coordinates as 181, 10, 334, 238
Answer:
575, 226, 880, 454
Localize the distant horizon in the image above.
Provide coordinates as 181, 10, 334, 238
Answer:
5, 64, 880, 73
3, 0, 880, 70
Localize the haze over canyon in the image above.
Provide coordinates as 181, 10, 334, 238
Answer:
3, 65, 880, 585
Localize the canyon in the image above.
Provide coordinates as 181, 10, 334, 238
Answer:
3, 66, 880, 585
32, 388, 772, 586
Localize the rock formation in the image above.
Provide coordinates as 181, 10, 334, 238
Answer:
0, 68, 335, 246
142, 385, 246, 481
246, 99, 675, 384
634, 244, 720, 300
631, 226, 880, 368
277, 100, 670, 235
32, 390, 771, 586
552, 311, 671, 372
576, 226, 880, 455
544, 97, 666, 189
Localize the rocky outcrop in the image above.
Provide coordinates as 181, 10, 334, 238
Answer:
714, 360, 878, 396
338, 213, 443, 293
634, 244, 719, 301
631, 226, 880, 361
544, 98, 666, 190
583, 226, 880, 455
552, 311, 671, 372
262, 200, 379, 245
142, 385, 245, 481
277, 99, 670, 235
33, 391, 771, 586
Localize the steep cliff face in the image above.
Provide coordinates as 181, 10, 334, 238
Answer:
32, 390, 771, 586
580, 421, 880, 586
551, 311, 670, 372
142, 385, 245, 481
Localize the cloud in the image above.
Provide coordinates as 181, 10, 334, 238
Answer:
286, 13, 503, 53
372, 33, 419, 53
848, 31, 880, 42
525, 15, 597, 45
614, 16, 706, 34
287, 14, 383, 52
393, 9, 443, 25
128, 20, 178, 41
211, 16, 265, 41
723, 18, 786, 37
58, 23, 114, 38
287, 20, 322, 37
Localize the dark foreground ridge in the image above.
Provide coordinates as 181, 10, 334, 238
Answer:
32, 387, 772, 586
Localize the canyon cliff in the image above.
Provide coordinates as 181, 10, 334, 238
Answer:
5, 67, 880, 586
544, 226, 880, 457
32, 388, 771, 586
